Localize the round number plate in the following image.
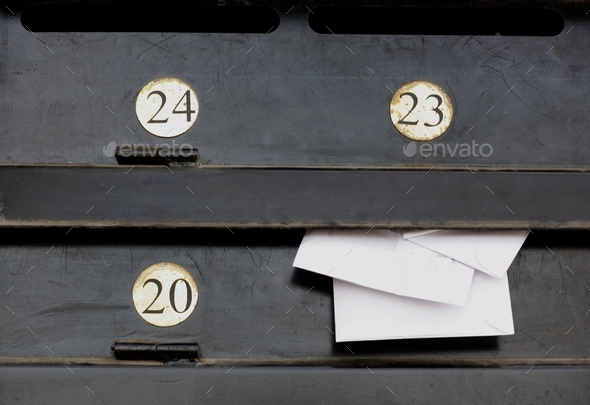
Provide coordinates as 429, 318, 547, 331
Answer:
135, 77, 199, 138
132, 262, 199, 327
389, 81, 454, 141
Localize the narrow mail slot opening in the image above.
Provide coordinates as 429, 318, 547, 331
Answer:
309, 7, 564, 36
21, 5, 279, 33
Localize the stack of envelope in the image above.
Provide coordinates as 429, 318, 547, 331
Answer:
293, 229, 529, 342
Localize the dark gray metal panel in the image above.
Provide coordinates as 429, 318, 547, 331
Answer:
2, 167, 590, 228
1, 366, 590, 405
1, 229, 588, 359
1, 4, 589, 168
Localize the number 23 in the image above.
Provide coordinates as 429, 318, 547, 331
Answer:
398, 92, 444, 127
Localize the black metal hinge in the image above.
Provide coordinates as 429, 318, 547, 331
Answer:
112, 341, 200, 362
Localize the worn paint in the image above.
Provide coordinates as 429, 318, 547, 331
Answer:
390, 81, 454, 142
132, 262, 199, 327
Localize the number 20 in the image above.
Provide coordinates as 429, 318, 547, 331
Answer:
142, 278, 193, 314
398, 92, 444, 127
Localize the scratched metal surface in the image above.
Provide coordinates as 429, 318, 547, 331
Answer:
2, 367, 590, 404
2, 167, 590, 228
0, 2, 589, 168
1, 229, 588, 359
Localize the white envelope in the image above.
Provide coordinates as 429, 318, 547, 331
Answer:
293, 229, 474, 306
334, 270, 514, 342
401, 230, 529, 278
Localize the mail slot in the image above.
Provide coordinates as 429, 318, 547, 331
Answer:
1, 0, 590, 404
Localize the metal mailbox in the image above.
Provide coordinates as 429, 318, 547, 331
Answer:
1, 0, 589, 403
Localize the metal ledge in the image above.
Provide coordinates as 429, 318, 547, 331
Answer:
1, 166, 589, 228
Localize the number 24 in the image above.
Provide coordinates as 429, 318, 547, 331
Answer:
398, 92, 444, 127
147, 90, 195, 124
